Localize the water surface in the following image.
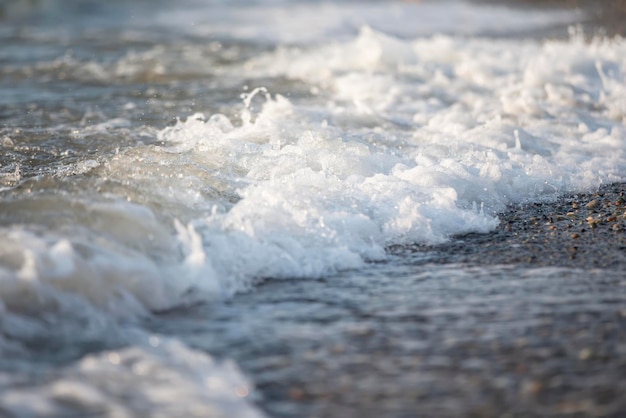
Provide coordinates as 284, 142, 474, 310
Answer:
1, 1, 626, 416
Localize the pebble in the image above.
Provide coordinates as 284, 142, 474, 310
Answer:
578, 348, 592, 360
289, 388, 306, 400
1, 136, 13, 148
585, 199, 599, 209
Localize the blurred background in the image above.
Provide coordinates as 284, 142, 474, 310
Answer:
1, 0, 625, 36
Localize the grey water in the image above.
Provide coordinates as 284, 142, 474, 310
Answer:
2, 0, 626, 417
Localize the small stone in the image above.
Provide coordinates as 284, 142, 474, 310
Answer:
578, 348, 592, 360
586, 216, 599, 226
521, 380, 543, 396
571, 233, 580, 239
571, 202, 579, 209
566, 212, 576, 218
1, 136, 13, 148
585, 199, 599, 209
331, 345, 346, 354
289, 388, 306, 400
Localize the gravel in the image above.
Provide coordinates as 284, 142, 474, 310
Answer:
401, 183, 626, 269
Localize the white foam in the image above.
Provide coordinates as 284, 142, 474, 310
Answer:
1, 2, 625, 414
2, 16, 626, 395
0, 337, 264, 418
2, 30, 626, 327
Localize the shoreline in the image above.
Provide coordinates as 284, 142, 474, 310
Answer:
245, 184, 626, 418
395, 183, 626, 269
247, 186, 626, 418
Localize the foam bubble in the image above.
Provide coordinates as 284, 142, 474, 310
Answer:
1, 3, 625, 413
0, 338, 264, 418
2, 26, 626, 357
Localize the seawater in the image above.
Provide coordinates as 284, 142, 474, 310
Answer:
1, 0, 625, 416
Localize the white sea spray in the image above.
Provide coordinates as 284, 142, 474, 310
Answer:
1, 29, 626, 328
1, 1, 626, 416
0, 337, 264, 418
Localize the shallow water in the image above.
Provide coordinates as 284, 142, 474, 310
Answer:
1, 0, 626, 416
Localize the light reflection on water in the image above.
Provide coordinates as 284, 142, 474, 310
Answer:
1, 0, 626, 417
150, 263, 626, 417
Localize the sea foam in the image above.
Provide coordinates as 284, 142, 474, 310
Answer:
1, 28, 625, 343
0, 337, 264, 418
